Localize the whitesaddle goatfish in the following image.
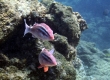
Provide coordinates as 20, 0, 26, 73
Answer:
38, 48, 57, 72
24, 19, 54, 41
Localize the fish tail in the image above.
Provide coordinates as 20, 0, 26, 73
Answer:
23, 19, 30, 37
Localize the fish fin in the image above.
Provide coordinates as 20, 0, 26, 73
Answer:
23, 19, 30, 37
44, 66, 49, 72
33, 22, 37, 26
42, 48, 45, 51
32, 34, 36, 38
49, 48, 54, 54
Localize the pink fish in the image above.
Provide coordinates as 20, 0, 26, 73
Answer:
24, 19, 54, 41
38, 48, 57, 72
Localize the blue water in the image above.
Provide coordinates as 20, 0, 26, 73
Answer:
56, 0, 110, 50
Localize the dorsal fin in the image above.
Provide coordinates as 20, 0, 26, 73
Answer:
49, 48, 54, 54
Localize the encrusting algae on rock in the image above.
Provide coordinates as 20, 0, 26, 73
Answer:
0, 0, 87, 80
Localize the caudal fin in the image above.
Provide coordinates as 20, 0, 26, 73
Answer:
23, 19, 30, 37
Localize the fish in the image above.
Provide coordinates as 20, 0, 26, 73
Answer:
38, 48, 57, 72
24, 19, 54, 41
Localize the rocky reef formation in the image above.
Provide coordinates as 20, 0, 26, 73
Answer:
0, 0, 87, 80
77, 41, 110, 80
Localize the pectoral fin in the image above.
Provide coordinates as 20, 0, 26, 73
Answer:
44, 66, 49, 72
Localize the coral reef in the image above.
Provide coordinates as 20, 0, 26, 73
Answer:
0, 0, 87, 80
77, 41, 110, 80
45, 2, 87, 46
0, 1, 20, 44
51, 33, 76, 61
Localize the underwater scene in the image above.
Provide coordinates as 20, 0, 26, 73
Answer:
0, 0, 110, 80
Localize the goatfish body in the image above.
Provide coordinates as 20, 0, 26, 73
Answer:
38, 48, 57, 72
24, 19, 54, 41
